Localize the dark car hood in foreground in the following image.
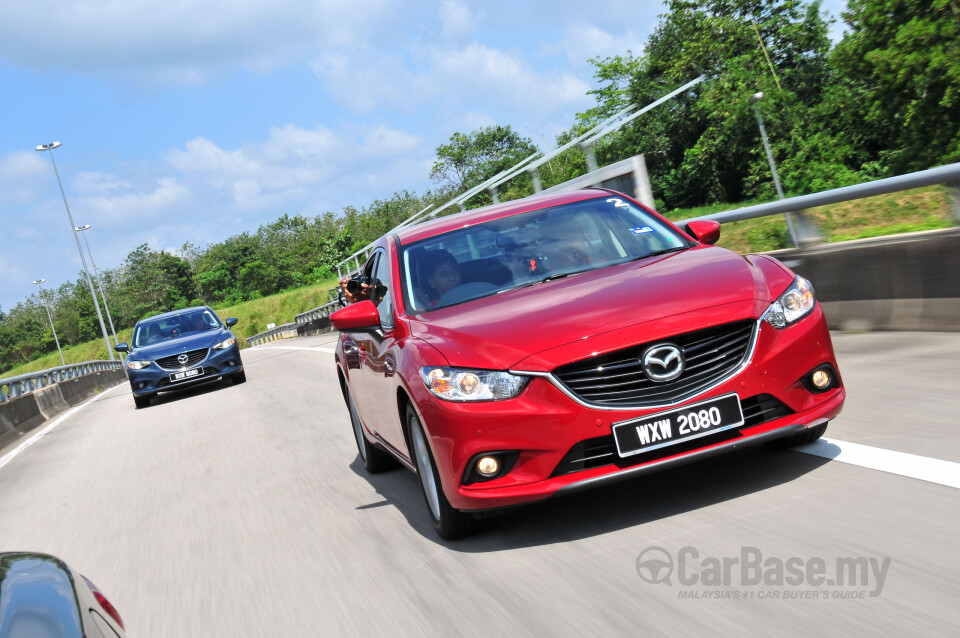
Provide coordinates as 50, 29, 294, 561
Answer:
130, 329, 230, 359
408, 246, 794, 371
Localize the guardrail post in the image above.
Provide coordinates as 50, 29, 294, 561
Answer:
487, 186, 500, 204
632, 154, 656, 211
950, 181, 960, 223
529, 168, 543, 193
581, 142, 599, 173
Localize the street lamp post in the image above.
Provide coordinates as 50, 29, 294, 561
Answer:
749, 92, 822, 247
35, 142, 115, 360
31, 279, 65, 367
75, 224, 121, 353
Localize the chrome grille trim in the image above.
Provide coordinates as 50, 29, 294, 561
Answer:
156, 348, 210, 371
511, 317, 763, 411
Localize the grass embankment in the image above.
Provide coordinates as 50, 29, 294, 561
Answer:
2, 279, 340, 379
664, 185, 955, 253
5, 186, 955, 378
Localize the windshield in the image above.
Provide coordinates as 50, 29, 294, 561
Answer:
399, 195, 691, 312
133, 309, 221, 347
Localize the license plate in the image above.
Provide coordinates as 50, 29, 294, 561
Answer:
169, 368, 203, 382
612, 393, 744, 458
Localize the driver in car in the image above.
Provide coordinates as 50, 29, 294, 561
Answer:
421, 249, 461, 306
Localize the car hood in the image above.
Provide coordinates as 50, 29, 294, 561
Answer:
130, 329, 231, 359
407, 246, 793, 371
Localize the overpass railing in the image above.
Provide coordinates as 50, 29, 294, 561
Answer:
677, 162, 960, 227
0, 360, 125, 403
245, 322, 299, 347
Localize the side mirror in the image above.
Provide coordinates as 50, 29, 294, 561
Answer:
114, 342, 129, 353
225, 318, 238, 328
684, 220, 721, 245
330, 301, 381, 333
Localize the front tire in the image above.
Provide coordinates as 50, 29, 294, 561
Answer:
133, 394, 152, 409
406, 404, 478, 540
346, 388, 394, 473
231, 370, 247, 385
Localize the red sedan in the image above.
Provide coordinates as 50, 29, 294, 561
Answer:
331, 189, 844, 538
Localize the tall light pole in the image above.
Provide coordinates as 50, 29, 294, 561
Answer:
75, 224, 120, 351
36, 141, 115, 360
749, 92, 821, 247
31, 279, 66, 367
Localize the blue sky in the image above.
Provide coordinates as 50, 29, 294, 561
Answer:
0, 0, 848, 311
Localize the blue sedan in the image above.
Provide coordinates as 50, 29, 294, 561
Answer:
115, 306, 245, 409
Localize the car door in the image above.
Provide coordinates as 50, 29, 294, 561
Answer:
359, 246, 409, 456
342, 253, 380, 426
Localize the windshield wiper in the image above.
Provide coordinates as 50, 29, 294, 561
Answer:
498, 269, 585, 293
630, 245, 689, 262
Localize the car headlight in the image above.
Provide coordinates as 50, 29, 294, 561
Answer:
419, 367, 529, 401
763, 276, 816, 329
213, 337, 236, 350
127, 360, 152, 370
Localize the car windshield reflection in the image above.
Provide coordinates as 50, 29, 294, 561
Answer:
400, 196, 691, 312
133, 310, 220, 347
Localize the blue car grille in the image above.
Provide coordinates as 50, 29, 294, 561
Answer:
156, 348, 209, 370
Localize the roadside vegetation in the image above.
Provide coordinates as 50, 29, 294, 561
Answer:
2, 0, 957, 376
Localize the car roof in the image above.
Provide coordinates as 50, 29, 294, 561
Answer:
137, 306, 212, 324
393, 189, 615, 246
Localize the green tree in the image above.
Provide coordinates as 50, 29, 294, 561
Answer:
430, 125, 538, 205
831, 0, 960, 172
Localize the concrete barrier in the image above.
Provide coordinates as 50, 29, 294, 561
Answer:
769, 227, 960, 331
0, 369, 127, 451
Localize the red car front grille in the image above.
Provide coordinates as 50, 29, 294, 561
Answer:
553, 320, 755, 407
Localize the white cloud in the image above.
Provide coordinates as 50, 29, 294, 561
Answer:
0, 151, 50, 205
553, 25, 646, 66
0, 0, 394, 85
439, 0, 481, 40
72, 171, 131, 195
75, 177, 191, 222
165, 123, 425, 209
312, 41, 591, 119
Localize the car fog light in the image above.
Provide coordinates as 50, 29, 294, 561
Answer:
137, 382, 146, 390
811, 369, 831, 388
477, 456, 500, 477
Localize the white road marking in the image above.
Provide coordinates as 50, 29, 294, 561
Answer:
0, 384, 122, 472
251, 345, 336, 353
796, 437, 960, 489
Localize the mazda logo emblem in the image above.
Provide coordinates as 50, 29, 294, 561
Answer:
642, 344, 684, 382
177, 353, 189, 365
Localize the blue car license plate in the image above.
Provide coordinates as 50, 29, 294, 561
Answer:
169, 368, 203, 383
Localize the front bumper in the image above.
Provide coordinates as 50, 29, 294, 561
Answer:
416, 306, 845, 511
127, 345, 244, 396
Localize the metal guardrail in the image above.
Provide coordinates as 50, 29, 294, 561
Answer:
677, 162, 960, 226
294, 300, 342, 325
0, 360, 125, 403
245, 322, 300, 347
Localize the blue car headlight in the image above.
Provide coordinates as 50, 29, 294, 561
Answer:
127, 360, 152, 370
763, 276, 816, 329
213, 337, 236, 350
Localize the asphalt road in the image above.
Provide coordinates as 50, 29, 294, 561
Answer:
0, 331, 958, 636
